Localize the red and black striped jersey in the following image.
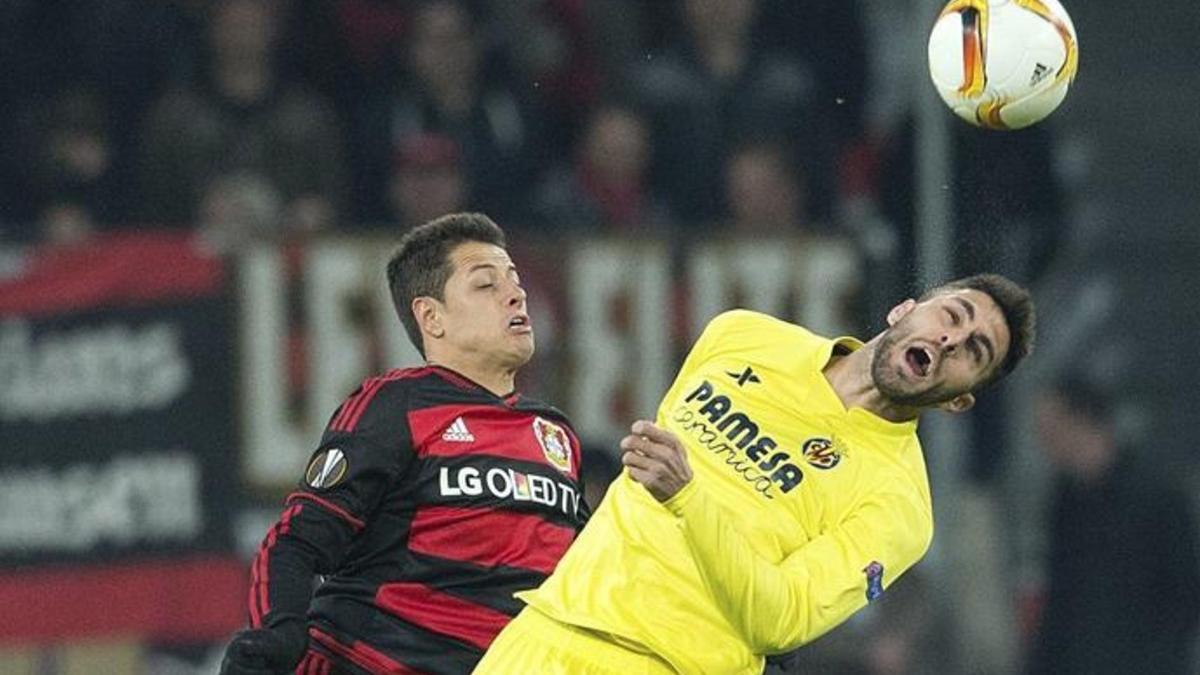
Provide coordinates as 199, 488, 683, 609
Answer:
247, 365, 588, 674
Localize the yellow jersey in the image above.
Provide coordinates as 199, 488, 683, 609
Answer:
519, 310, 934, 673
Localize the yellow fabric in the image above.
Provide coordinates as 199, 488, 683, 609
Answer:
519, 310, 934, 674
473, 607, 676, 675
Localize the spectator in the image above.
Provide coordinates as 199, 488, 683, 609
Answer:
21, 87, 130, 245
196, 172, 284, 252
348, 0, 545, 224
755, 0, 870, 147
140, 0, 346, 233
1025, 373, 1200, 675
0, 1, 202, 238
626, 0, 837, 224
533, 103, 670, 235
485, 0, 606, 145
722, 140, 809, 235
385, 132, 469, 229
325, 0, 412, 81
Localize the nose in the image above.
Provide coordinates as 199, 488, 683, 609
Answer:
939, 330, 964, 353
506, 280, 527, 307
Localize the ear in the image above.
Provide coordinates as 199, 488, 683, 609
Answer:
412, 296, 445, 340
937, 392, 976, 414
886, 299, 917, 327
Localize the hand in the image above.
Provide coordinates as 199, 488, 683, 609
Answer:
620, 420, 693, 503
219, 623, 308, 675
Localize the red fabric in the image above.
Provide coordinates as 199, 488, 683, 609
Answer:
0, 556, 246, 642
309, 626, 425, 675
408, 403, 581, 480
407, 506, 575, 575
375, 581, 512, 650
0, 231, 223, 317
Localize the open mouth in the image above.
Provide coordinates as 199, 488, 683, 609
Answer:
905, 346, 932, 377
508, 315, 531, 332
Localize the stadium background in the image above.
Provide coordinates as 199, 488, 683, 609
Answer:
1, 0, 1198, 673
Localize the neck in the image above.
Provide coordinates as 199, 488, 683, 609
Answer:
823, 336, 921, 424
427, 355, 516, 397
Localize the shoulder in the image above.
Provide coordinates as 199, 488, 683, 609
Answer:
706, 309, 801, 331
700, 310, 821, 350
326, 367, 440, 435
345, 366, 438, 400
513, 396, 579, 433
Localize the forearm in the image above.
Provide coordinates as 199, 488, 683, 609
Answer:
623, 417, 926, 653
250, 501, 357, 628
665, 484, 853, 652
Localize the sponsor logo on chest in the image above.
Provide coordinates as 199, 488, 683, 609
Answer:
437, 466, 581, 517
672, 379, 847, 499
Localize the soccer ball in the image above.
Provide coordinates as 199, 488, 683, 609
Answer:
928, 0, 1079, 130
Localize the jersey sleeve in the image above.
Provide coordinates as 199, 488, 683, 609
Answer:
247, 377, 416, 630
663, 478, 932, 653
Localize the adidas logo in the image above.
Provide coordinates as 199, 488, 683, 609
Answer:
1030, 62, 1052, 86
442, 417, 475, 443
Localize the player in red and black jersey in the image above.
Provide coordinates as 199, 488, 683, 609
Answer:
221, 213, 588, 675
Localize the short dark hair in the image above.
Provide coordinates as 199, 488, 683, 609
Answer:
386, 213, 506, 357
921, 273, 1036, 388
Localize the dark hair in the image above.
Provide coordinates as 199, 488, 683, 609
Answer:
386, 213, 506, 357
921, 273, 1036, 388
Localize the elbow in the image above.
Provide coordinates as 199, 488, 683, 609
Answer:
754, 636, 801, 656
750, 627, 811, 656
745, 610, 812, 654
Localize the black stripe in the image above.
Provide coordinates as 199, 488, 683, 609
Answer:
311, 605, 484, 675
402, 550, 544, 616
406, 372, 511, 409
315, 550, 544, 623
398, 370, 576, 422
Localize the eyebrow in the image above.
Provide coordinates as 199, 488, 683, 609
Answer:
976, 332, 995, 367
466, 262, 516, 274
952, 296, 996, 366
952, 296, 976, 322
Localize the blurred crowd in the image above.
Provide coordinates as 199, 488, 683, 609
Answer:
0, 0, 856, 246
0, 0, 1061, 282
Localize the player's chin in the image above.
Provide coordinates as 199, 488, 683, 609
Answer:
508, 334, 535, 363
877, 375, 930, 406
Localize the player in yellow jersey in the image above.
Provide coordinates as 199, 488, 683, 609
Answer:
474, 273, 1036, 674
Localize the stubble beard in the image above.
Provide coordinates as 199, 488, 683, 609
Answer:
871, 326, 953, 409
